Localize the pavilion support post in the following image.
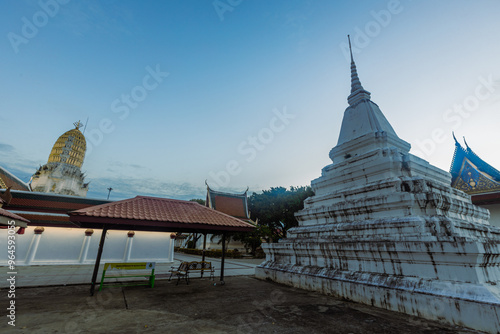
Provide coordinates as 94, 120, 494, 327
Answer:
90, 226, 108, 296
201, 233, 207, 278
220, 232, 226, 284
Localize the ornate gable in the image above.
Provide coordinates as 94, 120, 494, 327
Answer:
450, 135, 500, 195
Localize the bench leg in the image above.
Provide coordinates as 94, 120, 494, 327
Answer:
99, 270, 107, 291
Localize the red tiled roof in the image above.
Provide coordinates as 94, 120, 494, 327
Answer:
0, 166, 30, 191
2, 190, 111, 214
69, 196, 255, 232
0, 207, 30, 223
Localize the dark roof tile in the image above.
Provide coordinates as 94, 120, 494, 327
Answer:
70, 196, 255, 232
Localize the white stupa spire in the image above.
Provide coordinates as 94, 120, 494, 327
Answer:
347, 35, 371, 106
329, 36, 411, 163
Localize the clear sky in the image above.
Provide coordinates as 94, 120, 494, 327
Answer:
1, 0, 499, 201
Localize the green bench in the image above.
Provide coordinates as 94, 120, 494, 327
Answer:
99, 262, 156, 291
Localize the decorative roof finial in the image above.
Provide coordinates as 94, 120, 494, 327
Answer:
348, 34, 354, 63
463, 136, 470, 149
452, 132, 460, 146
74, 120, 83, 130
347, 35, 371, 106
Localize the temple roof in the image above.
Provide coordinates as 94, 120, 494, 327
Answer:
205, 185, 250, 220
69, 195, 255, 233
0, 189, 110, 227
0, 207, 30, 225
0, 166, 30, 191
450, 135, 500, 195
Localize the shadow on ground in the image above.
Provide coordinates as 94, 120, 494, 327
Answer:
2, 276, 480, 333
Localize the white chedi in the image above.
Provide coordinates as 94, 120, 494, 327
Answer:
256, 41, 500, 333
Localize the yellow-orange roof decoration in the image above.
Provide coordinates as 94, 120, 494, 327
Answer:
47, 121, 86, 168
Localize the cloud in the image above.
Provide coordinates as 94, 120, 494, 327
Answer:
102, 161, 150, 175
0, 143, 42, 176
0, 143, 15, 152
85, 175, 262, 202
86, 177, 207, 201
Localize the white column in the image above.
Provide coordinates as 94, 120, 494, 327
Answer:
78, 229, 94, 264
123, 231, 135, 262
25, 227, 44, 265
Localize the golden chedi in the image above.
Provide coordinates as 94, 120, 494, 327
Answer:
31, 121, 89, 197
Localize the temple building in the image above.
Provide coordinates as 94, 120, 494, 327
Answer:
183, 182, 255, 251
30, 121, 89, 197
256, 37, 500, 332
450, 135, 500, 226
0, 166, 30, 191
205, 184, 251, 222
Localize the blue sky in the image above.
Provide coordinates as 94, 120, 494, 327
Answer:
1, 0, 499, 200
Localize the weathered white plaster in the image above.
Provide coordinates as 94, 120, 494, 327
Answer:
31, 163, 88, 197
256, 52, 500, 332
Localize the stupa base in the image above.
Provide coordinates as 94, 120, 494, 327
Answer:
256, 262, 500, 333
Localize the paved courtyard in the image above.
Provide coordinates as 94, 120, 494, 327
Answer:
0, 253, 482, 333
0, 253, 261, 288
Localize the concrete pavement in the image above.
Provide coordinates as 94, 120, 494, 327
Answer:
0, 253, 482, 333
1, 252, 263, 288
2, 275, 478, 333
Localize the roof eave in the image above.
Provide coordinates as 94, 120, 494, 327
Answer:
69, 215, 255, 233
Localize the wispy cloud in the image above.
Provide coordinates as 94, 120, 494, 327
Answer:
0, 143, 41, 178
0, 143, 15, 152
86, 177, 207, 201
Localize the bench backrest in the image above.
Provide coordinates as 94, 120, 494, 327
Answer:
178, 262, 190, 271
188, 261, 212, 270
104, 262, 156, 271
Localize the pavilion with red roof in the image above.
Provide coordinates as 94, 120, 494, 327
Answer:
69, 195, 255, 295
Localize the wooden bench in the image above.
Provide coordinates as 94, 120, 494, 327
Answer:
99, 262, 156, 291
168, 261, 215, 285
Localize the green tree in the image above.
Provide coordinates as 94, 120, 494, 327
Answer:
190, 198, 206, 205
248, 186, 314, 242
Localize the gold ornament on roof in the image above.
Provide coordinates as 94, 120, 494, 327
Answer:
73, 120, 83, 130
47, 122, 87, 168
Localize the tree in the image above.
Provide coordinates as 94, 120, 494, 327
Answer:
248, 186, 314, 243
190, 198, 205, 205
232, 223, 272, 255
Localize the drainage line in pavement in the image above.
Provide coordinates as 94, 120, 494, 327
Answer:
121, 287, 129, 309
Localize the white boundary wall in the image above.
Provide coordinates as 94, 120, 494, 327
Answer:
0, 227, 174, 265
